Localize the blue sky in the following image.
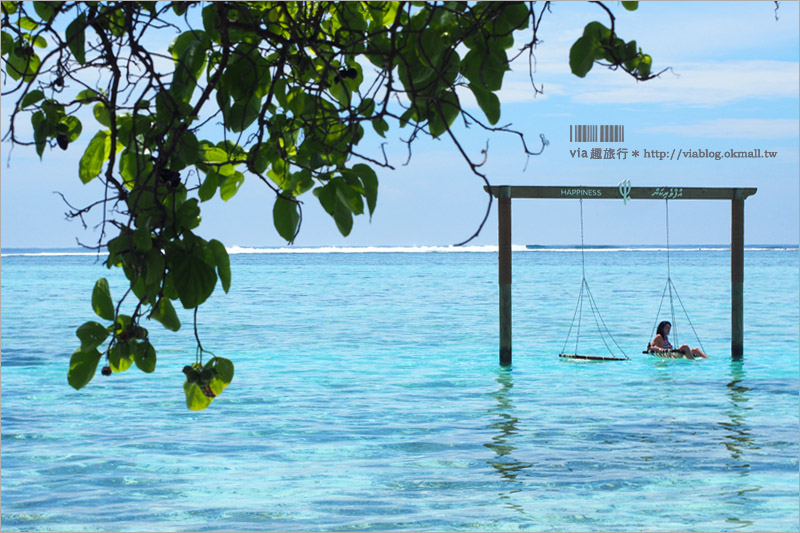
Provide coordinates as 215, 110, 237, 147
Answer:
2, 1, 798, 249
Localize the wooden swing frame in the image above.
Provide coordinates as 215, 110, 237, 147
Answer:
485, 185, 757, 366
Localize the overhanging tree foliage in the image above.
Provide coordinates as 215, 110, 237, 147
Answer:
1, 1, 659, 409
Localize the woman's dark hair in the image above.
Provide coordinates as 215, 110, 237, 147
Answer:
656, 321, 672, 338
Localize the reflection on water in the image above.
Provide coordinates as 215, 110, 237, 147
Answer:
485, 369, 532, 489
722, 361, 756, 464
719, 361, 758, 529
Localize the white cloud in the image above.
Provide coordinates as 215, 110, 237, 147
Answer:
470, 58, 799, 109
643, 118, 799, 140
570, 60, 799, 107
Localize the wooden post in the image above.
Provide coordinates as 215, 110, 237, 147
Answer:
731, 194, 745, 360
498, 187, 512, 366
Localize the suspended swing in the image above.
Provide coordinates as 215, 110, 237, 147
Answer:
559, 197, 629, 361
644, 199, 707, 359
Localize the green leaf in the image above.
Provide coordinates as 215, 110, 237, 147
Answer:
79, 131, 110, 184
337, 181, 363, 216
173, 2, 190, 16
210, 356, 234, 384
333, 194, 353, 237
427, 90, 459, 138
63, 116, 82, 142
20, 89, 45, 109
203, 145, 228, 163
367, 1, 398, 26
621, 1, 639, 11
109, 342, 134, 373
33, 2, 55, 21
1, 31, 13, 54
582, 21, 611, 46
418, 28, 445, 67
637, 54, 652, 78
207, 356, 234, 396
357, 98, 375, 117
19, 16, 38, 31
352, 164, 378, 218
151, 298, 181, 331
172, 131, 199, 170
314, 182, 336, 216
6, 46, 41, 82
155, 90, 191, 123
461, 46, 507, 91
169, 31, 209, 103
498, 2, 529, 30
133, 227, 153, 252
93, 102, 111, 127
208, 239, 231, 293
134, 341, 157, 373
372, 117, 388, 138
144, 248, 165, 286
226, 96, 261, 133
202, 4, 221, 43
114, 314, 132, 334
469, 84, 500, 125
92, 278, 115, 320
68, 348, 101, 390
249, 143, 274, 174
169, 249, 218, 309
66, 13, 86, 65
76, 89, 100, 102
177, 198, 201, 230
169, 31, 209, 66
198, 170, 218, 201
32, 111, 46, 158
569, 35, 597, 78
76, 321, 109, 351
183, 356, 234, 409
184, 381, 212, 410
119, 150, 152, 185
273, 195, 300, 243
219, 171, 244, 201
140, 2, 157, 15
32, 34, 47, 48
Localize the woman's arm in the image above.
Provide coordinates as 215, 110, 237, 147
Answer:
651, 335, 666, 352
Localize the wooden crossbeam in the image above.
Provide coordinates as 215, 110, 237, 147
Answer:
484, 185, 757, 201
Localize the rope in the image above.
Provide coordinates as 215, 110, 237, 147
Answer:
575, 280, 584, 355
668, 270, 678, 346
669, 279, 706, 354
585, 281, 628, 358
562, 279, 584, 354
665, 199, 671, 281
664, 199, 678, 345
649, 280, 669, 342
580, 197, 586, 279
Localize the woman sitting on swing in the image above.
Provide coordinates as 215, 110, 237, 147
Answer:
649, 321, 708, 359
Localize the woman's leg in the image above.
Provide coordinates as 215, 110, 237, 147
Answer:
679, 345, 695, 359
691, 347, 708, 358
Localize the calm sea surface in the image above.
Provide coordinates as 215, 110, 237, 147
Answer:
1, 247, 798, 532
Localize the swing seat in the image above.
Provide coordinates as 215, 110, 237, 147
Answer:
644, 349, 695, 360
560, 353, 629, 361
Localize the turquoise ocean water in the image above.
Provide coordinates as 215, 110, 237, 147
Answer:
1, 246, 798, 532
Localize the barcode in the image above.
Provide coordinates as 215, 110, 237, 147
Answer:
570, 124, 625, 143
